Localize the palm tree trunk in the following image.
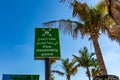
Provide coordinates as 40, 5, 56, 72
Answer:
86, 67, 91, 80
67, 75, 70, 80
91, 34, 107, 75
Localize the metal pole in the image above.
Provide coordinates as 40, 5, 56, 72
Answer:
45, 58, 50, 80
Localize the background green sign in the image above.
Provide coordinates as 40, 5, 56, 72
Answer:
34, 28, 61, 59
2, 74, 39, 80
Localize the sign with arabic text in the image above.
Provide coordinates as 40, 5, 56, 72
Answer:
34, 28, 60, 59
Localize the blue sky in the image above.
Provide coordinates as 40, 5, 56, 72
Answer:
0, 0, 120, 80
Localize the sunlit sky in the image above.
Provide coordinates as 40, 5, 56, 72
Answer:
0, 0, 120, 80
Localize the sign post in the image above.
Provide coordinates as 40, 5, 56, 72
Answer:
34, 28, 61, 80
45, 58, 50, 80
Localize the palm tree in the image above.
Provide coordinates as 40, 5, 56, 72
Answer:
91, 60, 101, 78
51, 58, 79, 80
73, 47, 97, 80
43, 0, 114, 75
60, 0, 120, 25
91, 66, 101, 78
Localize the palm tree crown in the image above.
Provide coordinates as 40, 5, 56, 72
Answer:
73, 47, 97, 80
51, 58, 79, 80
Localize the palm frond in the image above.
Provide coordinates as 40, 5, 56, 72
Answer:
91, 65, 101, 77
107, 25, 120, 44
43, 19, 83, 38
107, 0, 120, 25
71, 65, 79, 75
72, 55, 81, 62
51, 70, 64, 76
72, 1, 90, 22
50, 59, 57, 65
59, 0, 76, 3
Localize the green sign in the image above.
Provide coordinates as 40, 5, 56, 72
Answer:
34, 28, 61, 59
2, 74, 39, 80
